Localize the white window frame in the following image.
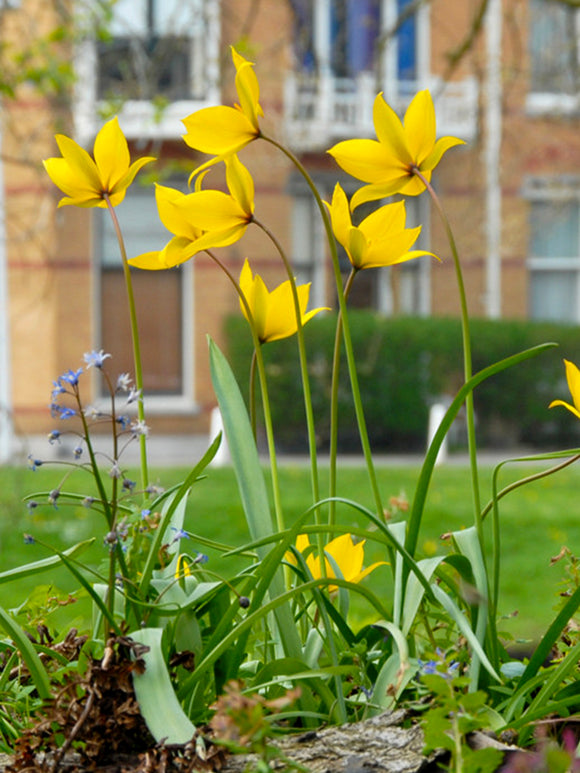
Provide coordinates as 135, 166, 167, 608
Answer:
524, 176, 580, 323
93, 187, 197, 415
526, 0, 580, 116
73, 0, 221, 145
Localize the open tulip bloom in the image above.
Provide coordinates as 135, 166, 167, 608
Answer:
288, 534, 386, 593
129, 154, 255, 269
327, 183, 436, 270
239, 259, 327, 343
182, 47, 263, 160
328, 90, 464, 210
43, 117, 155, 208
549, 359, 580, 420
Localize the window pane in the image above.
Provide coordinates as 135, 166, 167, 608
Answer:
530, 201, 579, 258
331, 0, 380, 76
529, 0, 578, 93
98, 189, 184, 396
530, 270, 577, 321
397, 0, 417, 81
154, 0, 202, 35
108, 0, 147, 35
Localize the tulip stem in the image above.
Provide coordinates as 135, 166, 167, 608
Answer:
328, 268, 356, 526
205, 250, 285, 535
261, 134, 385, 525
411, 169, 482, 545
253, 218, 321, 523
104, 196, 149, 495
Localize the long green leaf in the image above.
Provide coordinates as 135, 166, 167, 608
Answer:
0, 606, 51, 700
0, 539, 94, 585
130, 627, 196, 744
209, 338, 302, 659
406, 342, 557, 561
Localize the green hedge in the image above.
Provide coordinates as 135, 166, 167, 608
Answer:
224, 313, 580, 452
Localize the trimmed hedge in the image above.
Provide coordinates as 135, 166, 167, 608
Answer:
224, 312, 580, 452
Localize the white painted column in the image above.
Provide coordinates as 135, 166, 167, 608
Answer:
485, 0, 502, 318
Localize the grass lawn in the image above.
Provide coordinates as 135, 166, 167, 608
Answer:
1, 458, 579, 642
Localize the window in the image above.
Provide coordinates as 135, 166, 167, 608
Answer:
74, 0, 220, 142
527, 186, 580, 322
528, 0, 580, 112
97, 186, 193, 404
97, 0, 205, 102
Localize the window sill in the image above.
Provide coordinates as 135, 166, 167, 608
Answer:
526, 92, 580, 117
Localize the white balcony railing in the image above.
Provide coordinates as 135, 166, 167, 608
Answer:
284, 72, 479, 151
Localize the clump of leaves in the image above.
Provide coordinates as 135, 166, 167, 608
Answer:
210, 680, 305, 773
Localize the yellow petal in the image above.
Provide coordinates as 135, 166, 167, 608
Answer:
93, 117, 130, 191
239, 258, 255, 322
182, 189, 246, 230
234, 60, 263, 129
128, 250, 165, 270
328, 138, 402, 184
326, 534, 364, 581
186, 223, 248, 255
548, 399, 580, 421
403, 90, 436, 166
351, 560, 388, 584
373, 93, 413, 167
264, 279, 297, 342
328, 183, 352, 249
43, 158, 103, 207
251, 272, 271, 341
350, 178, 410, 210
225, 155, 254, 217
360, 200, 407, 240
347, 227, 368, 269
421, 135, 465, 172
296, 534, 311, 553
54, 134, 102, 193
564, 359, 580, 408
112, 156, 155, 201
182, 106, 258, 156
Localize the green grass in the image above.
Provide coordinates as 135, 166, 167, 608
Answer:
1, 459, 579, 641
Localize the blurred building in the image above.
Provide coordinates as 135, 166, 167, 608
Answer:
1, 0, 579, 445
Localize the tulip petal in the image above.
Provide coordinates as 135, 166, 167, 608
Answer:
404, 90, 436, 167
350, 178, 411, 211
94, 117, 130, 191
182, 106, 258, 156
225, 155, 254, 217
422, 135, 465, 172
564, 358, 580, 413
373, 93, 413, 166
548, 399, 580, 420
234, 60, 262, 129
328, 138, 402, 184
128, 250, 165, 270
328, 183, 352, 249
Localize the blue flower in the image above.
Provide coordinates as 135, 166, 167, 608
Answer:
140, 508, 151, 519
50, 403, 76, 420
27, 455, 43, 471
23, 534, 35, 545
116, 415, 130, 429
126, 387, 142, 405
83, 350, 111, 369
171, 527, 190, 541
130, 420, 149, 437
47, 429, 61, 444
51, 380, 66, 400
59, 368, 83, 386
122, 478, 136, 492
194, 552, 209, 564
116, 373, 132, 392
26, 500, 38, 510
74, 445, 83, 459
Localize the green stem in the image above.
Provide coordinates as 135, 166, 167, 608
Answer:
205, 250, 285, 534
262, 134, 384, 521
253, 217, 321, 521
104, 196, 149, 494
412, 169, 482, 543
328, 268, 357, 525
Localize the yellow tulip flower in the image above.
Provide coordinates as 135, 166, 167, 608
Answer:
288, 534, 386, 593
327, 183, 436, 270
549, 359, 580, 420
182, 47, 263, 158
129, 154, 254, 270
43, 117, 155, 208
328, 90, 464, 210
239, 259, 327, 343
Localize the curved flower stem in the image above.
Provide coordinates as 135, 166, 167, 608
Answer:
261, 134, 385, 522
411, 168, 482, 543
104, 196, 149, 494
205, 250, 285, 534
328, 268, 356, 525
253, 217, 321, 521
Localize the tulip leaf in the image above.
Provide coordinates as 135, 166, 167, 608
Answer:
0, 606, 51, 700
0, 538, 94, 585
